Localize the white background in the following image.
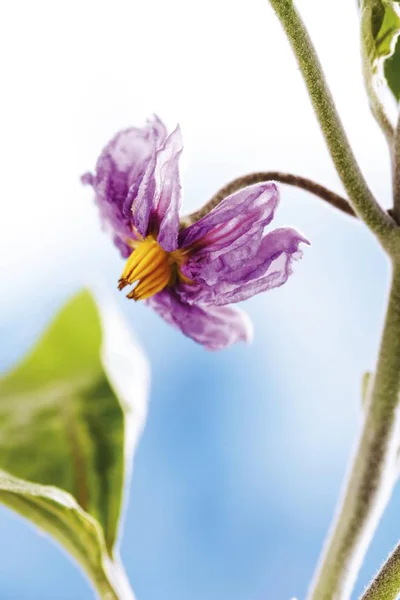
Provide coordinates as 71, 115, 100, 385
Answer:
0, 1, 397, 599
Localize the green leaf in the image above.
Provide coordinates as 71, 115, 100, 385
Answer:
363, 0, 400, 65
0, 470, 133, 599
374, 2, 400, 57
0, 291, 149, 599
385, 36, 400, 99
361, 0, 400, 100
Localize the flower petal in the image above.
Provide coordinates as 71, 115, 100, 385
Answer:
81, 115, 167, 254
179, 227, 308, 305
132, 126, 182, 252
179, 182, 279, 261
147, 290, 253, 350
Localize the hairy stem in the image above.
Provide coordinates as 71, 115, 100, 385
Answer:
183, 172, 355, 225
267, 0, 395, 248
363, 71, 395, 151
307, 263, 400, 600
360, 540, 400, 600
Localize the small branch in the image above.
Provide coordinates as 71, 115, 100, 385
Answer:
364, 71, 395, 150
267, 0, 395, 249
360, 541, 400, 600
183, 172, 355, 226
307, 263, 400, 600
360, 4, 395, 149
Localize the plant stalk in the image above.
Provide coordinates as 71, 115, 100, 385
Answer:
307, 263, 400, 600
97, 556, 136, 600
267, 0, 395, 248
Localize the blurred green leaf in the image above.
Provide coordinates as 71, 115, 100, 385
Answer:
385, 36, 400, 99
363, 0, 400, 63
374, 2, 400, 57
0, 291, 149, 599
361, 0, 400, 100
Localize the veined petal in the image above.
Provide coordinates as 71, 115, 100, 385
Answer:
180, 227, 308, 306
132, 126, 183, 252
147, 290, 252, 350
154, 126, 183, 251
81, 115, 167, 255
129, 148, 157, 240
179, 182, 279, 260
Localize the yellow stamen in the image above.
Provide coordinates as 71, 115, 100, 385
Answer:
129, 245, 168, 283
128, 267, 171, 301
118, 235, 193, 301
120, 238, 159, 281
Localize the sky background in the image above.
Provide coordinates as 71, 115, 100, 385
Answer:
0, 0, 399, 598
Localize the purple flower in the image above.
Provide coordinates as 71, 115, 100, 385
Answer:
82, 115, 308, 350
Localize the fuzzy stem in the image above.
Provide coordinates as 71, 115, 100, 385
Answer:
183, 172, 355, 226
307, 263, 400, 600
360, 540, 400, 600
363, 70, 395, 149
267, 0, 395, 248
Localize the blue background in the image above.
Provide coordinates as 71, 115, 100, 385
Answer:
0, 194, 397, 600
1, 0, 399, 598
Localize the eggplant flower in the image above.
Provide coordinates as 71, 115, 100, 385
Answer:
82, 116, 308, 350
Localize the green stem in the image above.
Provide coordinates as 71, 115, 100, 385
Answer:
100, 556, 136, 600
267, 0, 395, 247
363, 69, 395, 150
307, 263, 400, 600
360, 540, 400, 600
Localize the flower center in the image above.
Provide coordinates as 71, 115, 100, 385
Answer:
118, 236, 190, 301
